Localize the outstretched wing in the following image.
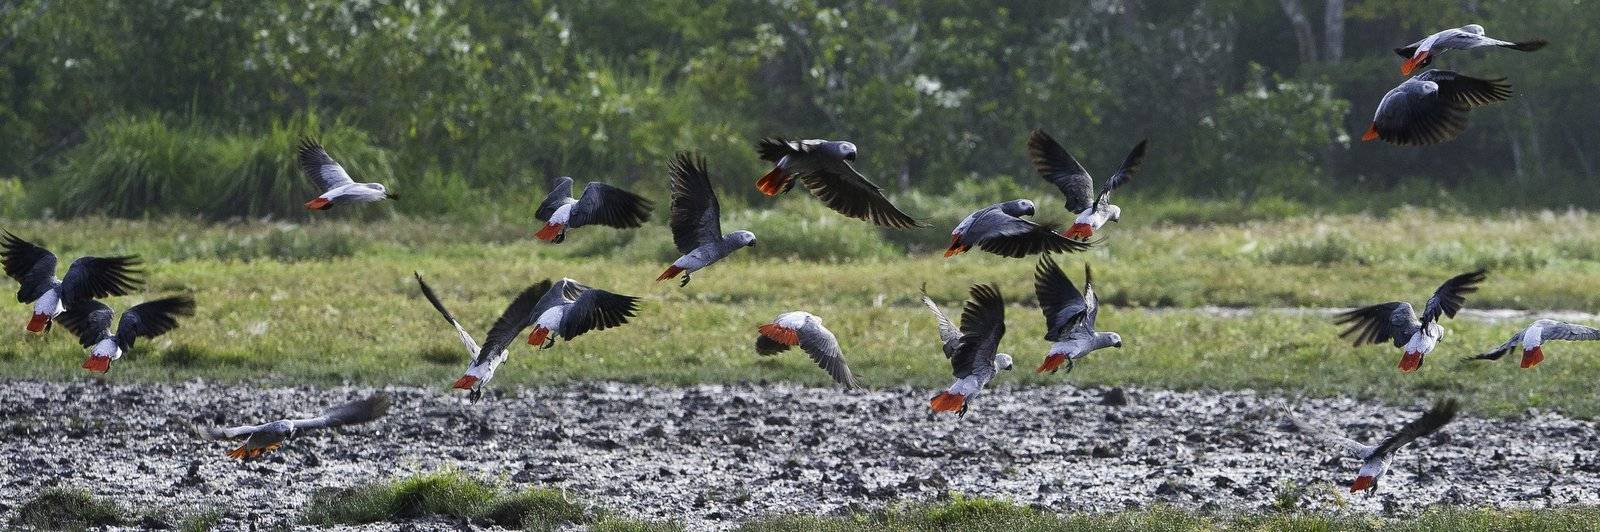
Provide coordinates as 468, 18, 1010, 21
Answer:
952, 283, 1005, 379
919, 283, 961, 357
797, 321, 858, 388
55, 299, 114, 348
412, 272, 481, 355
534, 176, 575, 222
1370, 398, 1459, 460
795, 164, 925, 229
1421, 269, 1486, 325
571, 182, 654, 229
1035, 254, 1086, 341
558, 287, 640, 340
1028, 129, 1095, 214
58, 255, 144, 306
1543, 322, 1600, 342
1419, 71, 1513, 109
290, 393, 392, 431
114, 295, 196, 351
667, 152, 722, 254
1, 231, 58, 303
1335, 302, 1420, 348
1281, 407, 1374, 459
198, 422, 272, 440
297, 138, 356, 193
1092, 140, 1147, 212
1465, 330, 1522, 362
970, 214, 1093, 258
475, 281, 551, 366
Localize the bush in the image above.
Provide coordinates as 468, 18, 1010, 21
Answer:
34, 113, 393, 221
0, 177, 25, 218
303, 470, 498, 524
12, 487, 127, 530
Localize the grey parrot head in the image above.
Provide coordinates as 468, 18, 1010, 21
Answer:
1000, 199, 1036, 217
827, 141, 858, 161
727, 230, 757, 248
1461, 24, 1484, 35
995, 353, 1015, 371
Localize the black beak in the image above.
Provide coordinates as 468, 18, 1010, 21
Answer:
1114, 341, 1123, 348
387, 193, 401, 201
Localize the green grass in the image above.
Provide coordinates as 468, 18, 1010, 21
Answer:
302, 470, 676, 530
5, 211, 1600, 416
740, 497, 1600, 531
11, 487, 128, 530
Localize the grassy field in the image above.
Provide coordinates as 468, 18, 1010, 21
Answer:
4, 209, 1600, 417
19, 473, 1600, 531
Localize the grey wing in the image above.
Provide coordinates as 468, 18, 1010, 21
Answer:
1334, 302, 1419, 348
412, 272, 482, 355
951, 283, 1005, 378
1093, 140, 1147, 212
1027, 129, 1094, 213
1082, 263, 1101, 330
794, 162, 925, 229
1034, 254, 1086, 341
291, 393, 392, 431
1, 232, 58, 303
199, 422, 271, 440
114, 295, 196, 350
1466, 330, 1522, 362
476, 281, 552, 367
1543, 322, 1600, 342
1435, 31, 1504, 50
1420, 71, 1513, 109
558, 287, 640, 340
58, 255, 144, 306
755, 137, 806, 163
297, 138, 356, 192
968, 212, 1092, 257
797, 321, 858, 388
1281, 407, 1374, 459
1421, 269, 1486, 324
570, 182, 654, 229
919, 283, 961, 356
54, 299, 114, 348
667, 152, 722, 254
534, 176, 575, 222
1370, 398, 1459, 459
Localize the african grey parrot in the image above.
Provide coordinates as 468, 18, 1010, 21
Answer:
1, 231, 144, 333
755, 311, 858, 388
1028, 129, 1147, 240
532, 176, 654, 243
298, 138, 395, 210
657, 152, 756, 287
1395, 24, 1546, 76
56, 296, 195, 373
1361, 70, 1512, 146
1034, 255, 1121, 374
523, 278, 641, 350
414, 273, 550, 401
1335, 269, 1487, 372
1465, 319, 1600, 369
1284, 398, 1458, 495
198, 393, 391, 460
929, 283, 1014, 416
754, 137, 925, 229
945, 200, 1091, 258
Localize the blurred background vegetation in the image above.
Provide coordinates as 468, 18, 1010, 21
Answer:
0, 0, 1594, 222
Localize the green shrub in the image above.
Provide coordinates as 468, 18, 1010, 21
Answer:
480, 488, 593, 529
303, 470, 498, 524
35, 114, 393, 221
12, 487, 127, 530
1259, 233, 1375, 266
0, 177, 25, 218
169, 225, 366, 262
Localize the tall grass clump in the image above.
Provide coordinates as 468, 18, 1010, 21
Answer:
35, 113, 392, 221
0, 177, 25, 217
11, 487, 128, 530
302, 470, 644, 529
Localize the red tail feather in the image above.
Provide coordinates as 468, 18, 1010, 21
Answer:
305, 197, 332, 210
452, 374, 480, 390
656, 265, 685, 283
929, 392, 966, 412
755, 167, 788, 196
534, 223, 564, 241
82, 356, 111, 373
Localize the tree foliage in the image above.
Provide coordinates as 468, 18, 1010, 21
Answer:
1, 0, 1594, 218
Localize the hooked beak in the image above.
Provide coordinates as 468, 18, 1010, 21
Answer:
1114, 341, 1123, 348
